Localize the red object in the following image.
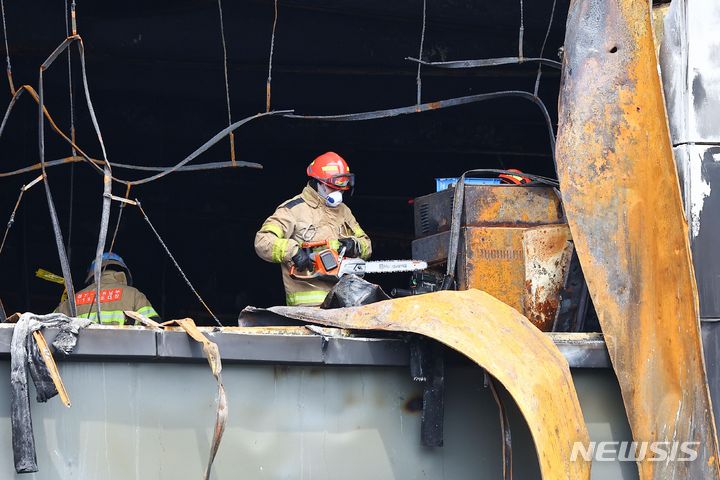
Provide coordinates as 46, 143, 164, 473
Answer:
498, 168, 532, 185
75, 288, 123, 305
306, 152, 355, 190
289, 240, 342, 280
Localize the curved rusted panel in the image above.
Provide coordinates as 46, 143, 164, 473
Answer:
269, 289, 590, 479
556, 1, 720, 478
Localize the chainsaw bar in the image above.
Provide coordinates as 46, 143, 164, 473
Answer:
339, 258, 427, 277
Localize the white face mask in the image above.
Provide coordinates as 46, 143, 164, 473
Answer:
318, 183, 343, 208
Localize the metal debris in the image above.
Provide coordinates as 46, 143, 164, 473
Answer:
267, 290, 590, 479
522, 224, 573, 331
168, 318, 228, 480
10, 312, 90, 473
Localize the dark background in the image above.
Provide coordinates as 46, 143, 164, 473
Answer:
0, 0, 568, 324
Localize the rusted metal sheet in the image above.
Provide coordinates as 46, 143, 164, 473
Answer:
413, 185, 564, 238
413, 225, 572, 330
268, 290, 590, 479
522, 225, 573, 331
556, 0, 720, 478
460, 227, 526, 311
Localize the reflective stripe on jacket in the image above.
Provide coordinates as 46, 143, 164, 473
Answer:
55, 271, 160, 325
255, 185, 372, 306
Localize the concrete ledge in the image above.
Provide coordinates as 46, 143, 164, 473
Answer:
0, 324, 611, 368
158, 329, 326, 363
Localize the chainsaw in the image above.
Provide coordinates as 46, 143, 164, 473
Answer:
289, 240, 428, 280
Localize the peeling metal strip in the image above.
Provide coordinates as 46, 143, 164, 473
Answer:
406, 56, 562, 69
171, 319, 227, 480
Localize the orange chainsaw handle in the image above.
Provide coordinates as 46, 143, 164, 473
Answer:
289, 240, 343, 280
300, 240, 330, 249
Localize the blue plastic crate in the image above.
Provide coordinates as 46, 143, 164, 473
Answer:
435, 177, 501, 192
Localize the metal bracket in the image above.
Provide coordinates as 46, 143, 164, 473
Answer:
409, 337, 445, 447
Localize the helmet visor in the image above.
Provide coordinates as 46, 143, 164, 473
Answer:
324, 173, 355, 190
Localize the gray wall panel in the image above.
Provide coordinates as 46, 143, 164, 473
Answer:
0, 362, 633, 479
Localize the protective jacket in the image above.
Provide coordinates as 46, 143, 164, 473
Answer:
255, 185, 372, 306
56, 271, 159, 325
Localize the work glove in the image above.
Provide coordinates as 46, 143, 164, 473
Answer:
339, 237, 360, 258
291, 248, 313, 271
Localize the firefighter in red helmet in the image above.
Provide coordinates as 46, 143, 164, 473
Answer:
255, 152, 372, 306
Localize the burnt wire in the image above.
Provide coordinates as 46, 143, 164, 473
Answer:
416, 0, 427, 106
406, 56, 561, 70
0, 86, 283, 183
216, 0, 236, 164
74, 33, 113, 320
534, 0, 557, 95
0, 157, 262, 178
135, 200, 222, 326
0, 176, 42, 257
266, 0, 278, 112
518, 0, 524, 60
0, 187, 22, 256
1, 91, 555, 180
108, 184, 132, 254
0, 0, 13, 94
64, 0, 77, 260
487, 373, 513, 480
283, 90, 557, 161
38, 66, 77, 316
0, 86, 555, 182
39, 34, 115, 319
70, 0, 77, 36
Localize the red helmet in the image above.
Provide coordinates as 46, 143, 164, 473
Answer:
307, 152, 355, 191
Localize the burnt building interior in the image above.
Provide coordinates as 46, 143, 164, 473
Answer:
0, 0, 569, 324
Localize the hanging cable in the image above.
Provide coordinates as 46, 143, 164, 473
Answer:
136, 200, 222, 326
0, 157, 262, 178
406, 56, 561, 70
1, 88, 556, 181
64, 0, 77, 261
0, 82, 556, 184
216, 0, 236, 165
108, 184, 131, 254
1, 0, 14, 94
38, 64, 77, 316
36, 33, 115, 319
533, 0, 557, 96
72, 34, 115, 322
0, 83, 284, 183
0, 175, 43, 257
89, 169, 111, 320
283, 90, 557, 162
416, 0, 427, 106
518, 0, 524, 60
487, 373, 513, 480
266, 0, 278, 112
70, 0, 77, 36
